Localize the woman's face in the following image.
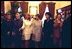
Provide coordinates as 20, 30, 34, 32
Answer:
25, 14, 30, 20
45, 14, 49, 19
57, 14, 61, 19
15, 13, 20, 19
35, 16, 39, 20
6, 15, 11, 20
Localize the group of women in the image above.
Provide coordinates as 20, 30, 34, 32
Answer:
1, 11, 70, 48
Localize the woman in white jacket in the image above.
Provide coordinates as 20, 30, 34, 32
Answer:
19, 13, 33, 48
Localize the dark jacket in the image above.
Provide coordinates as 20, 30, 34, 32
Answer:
1, 19, 13, 47
42, 19, 54, 48
12, 19, 23, 36
12, 19, 23, 48
1, 19, 12, 37
43, 19, 54, 37
62, 16, 71, 48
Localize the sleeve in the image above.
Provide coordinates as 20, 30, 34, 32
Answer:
12, 20, 15, 32
21, 19, 25, 29
40, 21, 42, 33
30, 19, 35, 33
50, 20, 54, 34
42, 20, 46, 33
10, 21, 13, 33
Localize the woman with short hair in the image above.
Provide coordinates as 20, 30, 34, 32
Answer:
32, 14, 42, 48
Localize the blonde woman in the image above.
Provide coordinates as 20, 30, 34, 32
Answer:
19, 13, 33, 48
32, 14, 42, 48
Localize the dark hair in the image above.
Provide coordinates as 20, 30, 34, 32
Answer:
6, 12, 11, 15
45, 12, 52, 17
56, 13, 62, 19
22, 13, 25, 17
5, 13, 11, 18
15, 12, 20, 15
25, 13, 31, 20
57, 13, 61, 15
35, 14, 40, 18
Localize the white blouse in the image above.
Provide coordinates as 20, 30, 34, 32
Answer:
21, 19, 33, 34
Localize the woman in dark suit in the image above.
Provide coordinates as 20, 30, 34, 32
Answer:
1, 13, 12, 48
42, 12, 54, 48
12, 12, 23, 48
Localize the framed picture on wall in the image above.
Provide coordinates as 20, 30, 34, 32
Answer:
29, 6, 38, 15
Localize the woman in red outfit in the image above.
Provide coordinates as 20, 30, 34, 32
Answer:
53, 13, 62, 48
